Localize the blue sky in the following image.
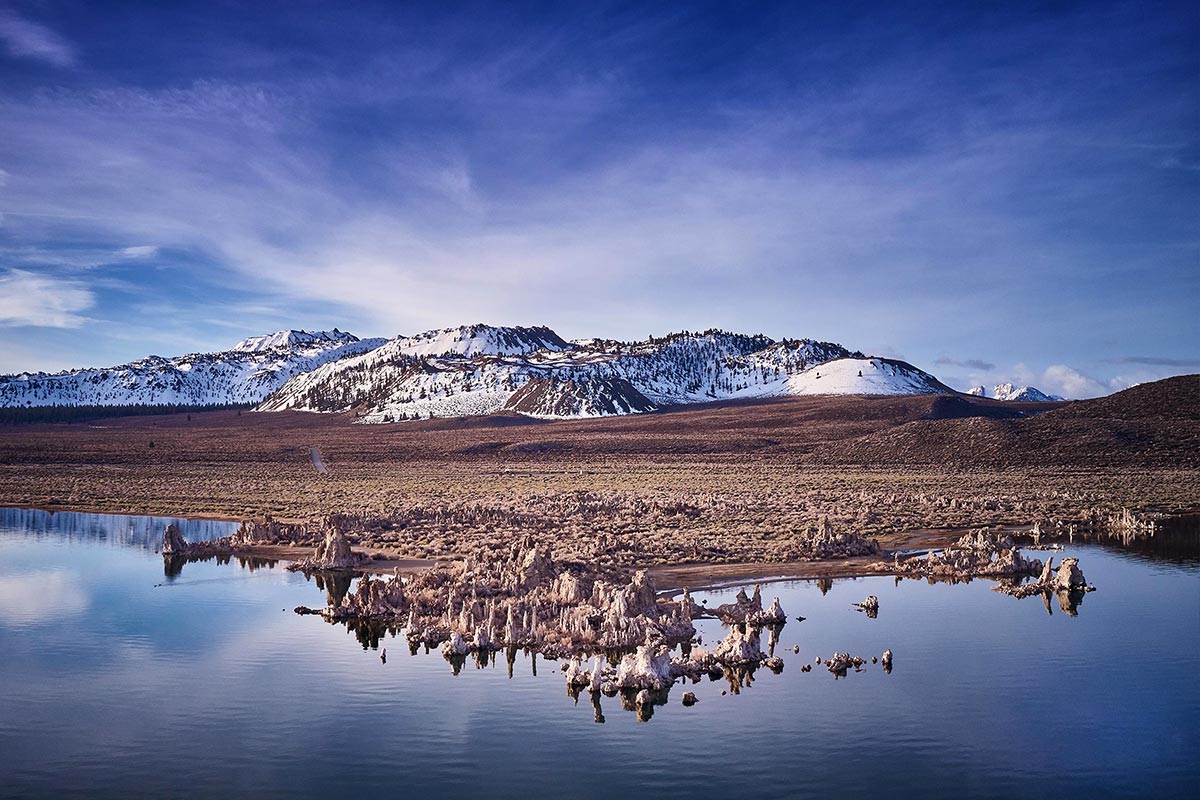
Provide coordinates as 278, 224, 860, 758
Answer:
0, 0, 1196, 397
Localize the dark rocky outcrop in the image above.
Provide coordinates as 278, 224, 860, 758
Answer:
160, 523, 232, 559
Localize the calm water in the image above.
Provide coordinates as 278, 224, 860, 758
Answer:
0, 508, 1197, 799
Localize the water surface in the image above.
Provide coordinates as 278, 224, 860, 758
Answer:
1, 508, 1196, 799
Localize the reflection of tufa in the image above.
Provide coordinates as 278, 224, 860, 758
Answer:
299, 533, 797, 719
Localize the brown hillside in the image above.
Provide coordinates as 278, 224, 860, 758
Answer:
819, 375, 1200, 468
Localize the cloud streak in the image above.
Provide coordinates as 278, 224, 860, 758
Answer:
0, 1, 1194, 385
0, 8, 75, 67
0, 269, 94, 328
1102, 356, 1200, 368
935, 356, 996, 371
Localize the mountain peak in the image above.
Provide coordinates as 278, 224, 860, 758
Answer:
231, 329, 359, 353
972, 382, 1064, 402
381, 324, 571, 359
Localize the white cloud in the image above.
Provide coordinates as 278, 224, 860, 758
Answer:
954, 361, 1118, 400
0, 9, 75, 68
118, 245, 158, 259
0, 269, 94, 328
1039, 364, 1112, 399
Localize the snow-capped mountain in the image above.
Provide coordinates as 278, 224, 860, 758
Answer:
232, 329, 362, 353
2, 322, 966, 419
788, 358, 954, 397
966, 383, 1063, 402
378, 324, 570, 358
258, 324, 951, 422
0, 330, 385, 407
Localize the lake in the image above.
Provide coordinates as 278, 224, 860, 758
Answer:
0, 508, 1197, 799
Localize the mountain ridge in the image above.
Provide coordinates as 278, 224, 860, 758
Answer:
0, 329, 385, 408
256, 324, 949, 422
3, 322, 1084, 422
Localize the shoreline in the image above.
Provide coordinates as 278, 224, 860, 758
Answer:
0, 500, 1004, 587
9, 500, 1192, 591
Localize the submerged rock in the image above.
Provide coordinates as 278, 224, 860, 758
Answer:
854, 595, 880, 618
713, 585, 787, 625
712, 623, 764, 667
826, 651, 867, 676
881, 529, 1042, 582
993, 555, 1096, 608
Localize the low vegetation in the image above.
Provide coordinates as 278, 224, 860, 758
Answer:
0, 377, 1194, 567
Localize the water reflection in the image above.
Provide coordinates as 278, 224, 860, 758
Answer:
1016, 515, 1200, 565
3, 508, 1198, 798
162, 552, 282, 580
0, 507, 236, 551
0, 570, 88, 626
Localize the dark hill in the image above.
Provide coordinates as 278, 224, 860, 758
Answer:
818, 375, 1200, 468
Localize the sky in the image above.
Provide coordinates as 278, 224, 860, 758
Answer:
0, 0, 1196, 398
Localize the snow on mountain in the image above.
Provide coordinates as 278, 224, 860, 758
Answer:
786, 358, 955, 397
259, 326, 898, 422
991, 383, 1063, 402
0, 330, 385, 407
967, 383, 1063, 402
232, 328, 359, 353
3, 320, 963, 419
381, 324, 570, 358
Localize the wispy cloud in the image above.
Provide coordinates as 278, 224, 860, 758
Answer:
0, 269, 94, 327
1102, 356, 1200, 368
118, 245, 158, 259
0, 1, 1193, 382
935, 356, 996, 371
0, 8, 75, 67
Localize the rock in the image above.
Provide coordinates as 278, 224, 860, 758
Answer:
517, 536, 556, 590
882, 649, 893, 672
290, 526, 368, 571
712, 624, 764, 667
162, 524, 187, 555
855, 595, 880, 618
616, 642, 674, 691
993, 554, 1096, 603
713, 584, 785, 625
826, 651, 866, 675
681, 691, 698, 706
1053, 558, 1088, 591
882, 529, 1042, 581
327, 571, 407, 619
781, 519, 879, 560
160, 523, 232, 559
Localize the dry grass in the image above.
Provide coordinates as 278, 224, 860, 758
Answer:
0, 380, 1195, 567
